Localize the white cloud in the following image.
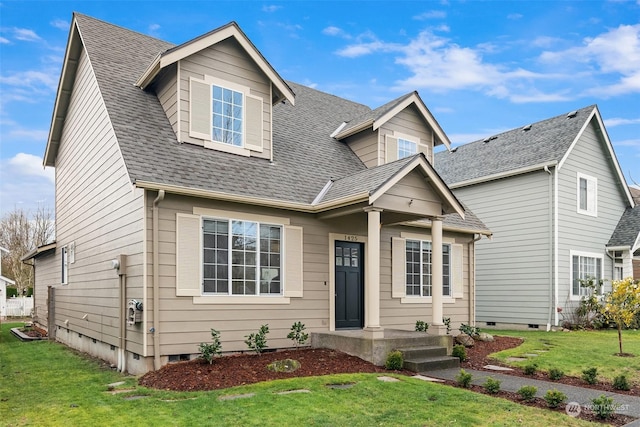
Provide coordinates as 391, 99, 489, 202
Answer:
413, 10, 447, 20
322, 26, 351, 39
604, 117, 640, 127
507, 13, 523, 20
50, 19, 69, 30
0, 36, 9, 44
262, 5, 282, 12
8, 128, 49, 141
0, 69, 59, 92
7, 153, 54, 183
12, 27, 41, 42
149, 23, 160, 32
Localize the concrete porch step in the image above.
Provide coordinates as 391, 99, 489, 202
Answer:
403, 355, 460, 372
399, 346, 448, 360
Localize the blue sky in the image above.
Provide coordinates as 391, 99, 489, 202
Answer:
1, 0, 639, 217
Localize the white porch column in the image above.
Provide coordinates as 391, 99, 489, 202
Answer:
364, 207, 383, 337
431, 217, 444, 329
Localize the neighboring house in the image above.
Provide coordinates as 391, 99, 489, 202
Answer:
435, 106, 635, 329
28, 14, 490, 374
0, 247, 17, 319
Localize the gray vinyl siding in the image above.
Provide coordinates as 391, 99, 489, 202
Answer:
557, 119, 629, 303
52, 47, 145, 353
32, 251, 57, 328
345, 129, 379, 168
454, 170, 552, 325
178, 37, 272, 160
145, 192, 473, 356
380, 105, 434, 163
153, 65, 178, 135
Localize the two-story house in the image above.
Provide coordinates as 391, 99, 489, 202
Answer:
435, 106, 636, 330
27, 14, 490, 374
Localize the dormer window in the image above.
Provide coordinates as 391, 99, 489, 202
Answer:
212, 85, 243, 147
398, 138, 418, 159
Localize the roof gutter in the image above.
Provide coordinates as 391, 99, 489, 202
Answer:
334, 119, 374, 140
135, 53, 162, 89
400, 220, 492, 237
448, 161, 558, 189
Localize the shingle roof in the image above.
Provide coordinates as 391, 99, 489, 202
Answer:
416, 204, 491, 235
336, 92, 415, 137
608, 205, 640, 249
434, 105, 597, 185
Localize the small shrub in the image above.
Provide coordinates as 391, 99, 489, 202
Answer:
415, 320, 429, 332
442, 317, 452, 334
198, 328, 222, 364
452, 344, 467, 362
483, 377, 501, 394
591, 394, 616, 419
244, 324, 269, 355
613, 374, 630, 391
456, 369, 473, 388
286, 321, 309, 348
459, 323, 480, 337
523, 363, 538, 375
544, 388, 567, 408
517, 385, 538, 402
385, 350, 404, 370
581, 367, 598, 384
548, 368, 564, 381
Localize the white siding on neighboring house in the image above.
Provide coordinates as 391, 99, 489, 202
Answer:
32, 251, 57, 328
454, 170, 552, 325
557, 119, 628, 305
52, 47, 145, 354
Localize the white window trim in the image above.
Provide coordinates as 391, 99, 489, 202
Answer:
61, 246, 69, 285
569, 250, 603, 301
402, 238, 453, 301
192, 208, 292, 304
393, 131, 418, 160
576, 172, 597, 217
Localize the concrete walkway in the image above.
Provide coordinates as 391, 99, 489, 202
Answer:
425, 368, 640, 422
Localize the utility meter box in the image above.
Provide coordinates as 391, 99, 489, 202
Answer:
127, 299, 142, 326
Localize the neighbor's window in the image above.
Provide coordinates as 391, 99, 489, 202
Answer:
203, 219, 281, 295
212, 85, 243, 147
398, 138, 418, 159
577, 172, 597, 216
405, 239, 451, 297
61, 246, 68, 285
571, 253, 602, 297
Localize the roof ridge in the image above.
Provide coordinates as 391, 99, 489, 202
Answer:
73, 12, 175, 48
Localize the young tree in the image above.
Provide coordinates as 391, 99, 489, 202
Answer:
601, 278, 640, 356
0, 206, 54, 294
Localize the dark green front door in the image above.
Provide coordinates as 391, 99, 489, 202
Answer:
335, 241, 364, 329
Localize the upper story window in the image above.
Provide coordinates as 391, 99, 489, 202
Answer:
212, 85, 243, 147
398, 138, 418, 159
577, 172, 597, 217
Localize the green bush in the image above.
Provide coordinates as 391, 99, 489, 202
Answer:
198, 328, 222, 364
544, 389, 567, 408
6, 287, 18, 298
548, 368, 564, 381
591, 394, 615, 419
455, 369, 473, 388
613, 374, 630, 391
459, 323, 480, 337
385, 350, 404, 370
483, 377, 501, 394
286, 321, 309, 348
244, 324, 269, 355
452, 344, 467, 362
414, 320, 429, 332
581, 367, 598, 384
517, 385, 538, 402
523, 363, 537, 375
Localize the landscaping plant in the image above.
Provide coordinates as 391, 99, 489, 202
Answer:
245, 324, 269, 355
483, 377, 501, 394
523, 363, 537, 375
198, 328, 222, 364
581, 367, 598, 384
543, 389, 567, 408
385, 350, 404, 370
287, 321, 309, 348
459, 323, 480, 337
442, 317, 451, 334
548, 368, 564, 381
452, 344, 467, 362
517, 385, 538, 402
455, 369, 473, 388
613, 374, 630, 391
414, 320, 429, 332
591, 395, 615, 419
601, 278, 640, 356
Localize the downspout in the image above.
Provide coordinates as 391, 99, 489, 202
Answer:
469, 233, 483, 327
553, 166, 559, 327
544, 165, 553, 331
117, 255, 127, 373
152, 190, 165, 370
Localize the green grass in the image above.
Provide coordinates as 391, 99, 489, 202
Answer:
489, 329, 640, 384
0, 323, 597, 426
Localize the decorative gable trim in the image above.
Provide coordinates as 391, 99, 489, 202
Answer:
136, 22, 295, 106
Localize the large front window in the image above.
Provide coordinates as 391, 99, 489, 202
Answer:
406, 239, 451, 297
203, 219, 281, 295
571, 253, 602, 297
212, 85, 243, 147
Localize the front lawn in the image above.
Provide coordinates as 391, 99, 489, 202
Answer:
489, 329, 640, 384
0, 323, 597, 426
